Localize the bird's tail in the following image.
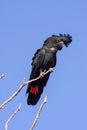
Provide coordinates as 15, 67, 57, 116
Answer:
26, 73, 50, 105
27, 85, 44, 105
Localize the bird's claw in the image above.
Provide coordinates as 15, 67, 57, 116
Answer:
40, 68, 54, 79
40, 69, 46, 78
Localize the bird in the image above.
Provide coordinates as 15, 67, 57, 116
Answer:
26, 34, 72, 105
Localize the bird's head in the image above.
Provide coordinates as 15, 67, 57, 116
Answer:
43, 34, 72, 51
52, 34, 72, 50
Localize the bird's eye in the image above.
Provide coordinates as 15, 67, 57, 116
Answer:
55, 39, 61, 43
58, 39, 61, 42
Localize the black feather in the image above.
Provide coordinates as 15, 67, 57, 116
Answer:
26, 34, 72, 105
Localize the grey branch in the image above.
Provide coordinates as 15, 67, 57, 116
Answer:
29, 94, 48, 130
5, 103, 21, 130
0, 74, 5, 79
0, 68, 53, 109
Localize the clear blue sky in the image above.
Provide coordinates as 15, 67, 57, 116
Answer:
0, 0, 87, 130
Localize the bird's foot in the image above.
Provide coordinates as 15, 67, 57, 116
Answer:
40, 68, 54, 79
40, 69, 46, 78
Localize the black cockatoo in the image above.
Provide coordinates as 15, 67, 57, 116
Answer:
26, 34, 72, 105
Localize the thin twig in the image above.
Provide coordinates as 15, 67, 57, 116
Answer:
0, 74, 5, 79
5, 103, 21, 130
29, 94, 48, 130
0, 68, 53, 109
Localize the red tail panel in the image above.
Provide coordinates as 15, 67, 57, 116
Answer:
30, 85, 39, 95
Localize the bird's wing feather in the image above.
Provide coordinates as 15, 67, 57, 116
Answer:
30, 48, 45, 79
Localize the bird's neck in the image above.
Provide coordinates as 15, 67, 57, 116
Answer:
43, 46, 57, 53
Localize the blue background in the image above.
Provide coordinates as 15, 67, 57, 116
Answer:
0, 0, 87, 130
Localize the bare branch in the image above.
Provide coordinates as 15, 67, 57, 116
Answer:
0, 68, 53, 109
29, 94, 48, 130
5, 103, 21, 130
0, 74, 5, 79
